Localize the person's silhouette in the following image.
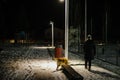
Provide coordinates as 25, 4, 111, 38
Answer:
83, 34, 96, 71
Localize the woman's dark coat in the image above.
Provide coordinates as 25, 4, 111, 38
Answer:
83, 40, 96, 60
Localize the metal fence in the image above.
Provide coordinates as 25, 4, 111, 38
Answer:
96, 44, 120, 66
69, 44, 120, 67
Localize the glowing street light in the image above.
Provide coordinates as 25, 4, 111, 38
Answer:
59, 0, 64, 2
50, 21, 54, 47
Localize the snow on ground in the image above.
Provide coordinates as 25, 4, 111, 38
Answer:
0, 45, 67, 80
0, 44, 120, 80
68, 52, 120, 80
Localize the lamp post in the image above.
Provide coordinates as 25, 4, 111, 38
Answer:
59, 0, 69, 59
65, 0, 69, 59
50, 21, 54, 47
85, 0, 87, 41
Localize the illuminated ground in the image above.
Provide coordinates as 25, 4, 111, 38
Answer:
68, 53, 120, 80
0, 45, 67, 80
0, 45, 120, 80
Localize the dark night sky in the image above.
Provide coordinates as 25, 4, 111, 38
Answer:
0, 0, 120, 41
0, 0, 65, 39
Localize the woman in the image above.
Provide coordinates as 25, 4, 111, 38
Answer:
83, 34, 96, 71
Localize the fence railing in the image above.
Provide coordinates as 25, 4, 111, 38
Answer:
69, 44, 120, 66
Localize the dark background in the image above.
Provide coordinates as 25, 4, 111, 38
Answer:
0, 0, 120, 42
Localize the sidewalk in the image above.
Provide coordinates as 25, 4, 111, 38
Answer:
67, 51, 120, 80
0, 45, 120, 80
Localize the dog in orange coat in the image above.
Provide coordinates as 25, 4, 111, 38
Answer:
53, 57, 68, 70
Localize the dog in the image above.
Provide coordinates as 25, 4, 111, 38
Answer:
53, 57, 68, 70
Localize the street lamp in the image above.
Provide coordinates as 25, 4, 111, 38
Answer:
50, 21, 54, 47
59, 0, 69, 59
59, 0, 64, 2
85, 0, 87, 41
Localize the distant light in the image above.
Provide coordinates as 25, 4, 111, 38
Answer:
50, 21, 53, 25
59, 0, 64, 2
10, 39, 15, 43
